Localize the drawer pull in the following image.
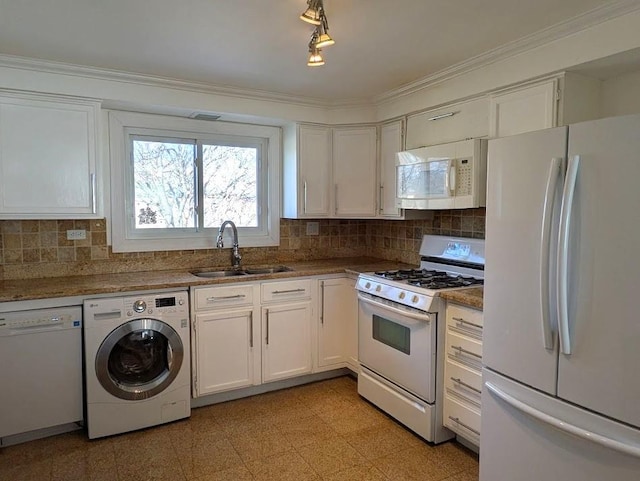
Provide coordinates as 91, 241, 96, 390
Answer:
452, 316, 483, 330
207, 294, 247, 301
451, 345, 482, 359
448, 416, 480, 436
450, 377, 481, 394
272, 288, 306, 295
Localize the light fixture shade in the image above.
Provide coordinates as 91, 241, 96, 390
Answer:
307, 48, 325, 66
300, 7, 322, 25
315, 32, 334, 48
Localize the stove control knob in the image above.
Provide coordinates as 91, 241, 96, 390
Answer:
399, 292, 406, 299
412, 295, 419, 304
375, 285, 382, 292
365, 282, 371, 289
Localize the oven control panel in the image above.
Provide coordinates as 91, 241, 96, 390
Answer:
356, 275, 436, 312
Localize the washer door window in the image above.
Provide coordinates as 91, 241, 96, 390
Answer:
96, 319, 183, 400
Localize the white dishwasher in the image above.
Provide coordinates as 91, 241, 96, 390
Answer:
0, 306, 83, 443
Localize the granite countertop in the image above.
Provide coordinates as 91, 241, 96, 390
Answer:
440, 287, 484, 310
0, 257, 414, 303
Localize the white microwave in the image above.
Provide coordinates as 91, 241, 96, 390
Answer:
395, 138, 487, 210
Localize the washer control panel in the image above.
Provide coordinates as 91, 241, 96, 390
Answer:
123, 292, 188, 318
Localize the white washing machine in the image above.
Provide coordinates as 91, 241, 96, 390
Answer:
83, 291, 191, 439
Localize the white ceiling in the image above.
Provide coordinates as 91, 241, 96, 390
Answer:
0, 0, 629, 102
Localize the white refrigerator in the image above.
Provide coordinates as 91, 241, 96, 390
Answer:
481, 114, 640, 480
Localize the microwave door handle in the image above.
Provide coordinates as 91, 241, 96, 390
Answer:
449, 161, 456, 195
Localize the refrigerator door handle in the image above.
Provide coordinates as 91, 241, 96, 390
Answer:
485, 381, 640, 459
557, 155, 580, 355
540, 157, 563, 350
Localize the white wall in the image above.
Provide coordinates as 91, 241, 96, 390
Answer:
601, 69, 640, 118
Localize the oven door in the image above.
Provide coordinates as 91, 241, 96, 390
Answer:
358, 292, 436, 402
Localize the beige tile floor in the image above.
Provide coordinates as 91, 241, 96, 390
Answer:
0, 376, 479, 481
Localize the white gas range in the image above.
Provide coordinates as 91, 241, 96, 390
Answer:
356, 234, 485, 443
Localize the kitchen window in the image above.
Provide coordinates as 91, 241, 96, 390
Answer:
109, 111, 280, 252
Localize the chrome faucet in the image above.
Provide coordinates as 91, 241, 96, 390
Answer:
216, 220, 242, 268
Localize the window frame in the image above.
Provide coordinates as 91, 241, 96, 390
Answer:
109, 111, 280, 253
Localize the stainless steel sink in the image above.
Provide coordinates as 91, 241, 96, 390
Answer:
191, 270, 247, 278
191, 265, 293, 278
244, 266, 293, 275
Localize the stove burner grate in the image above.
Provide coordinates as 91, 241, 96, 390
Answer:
374, 269, 483, 290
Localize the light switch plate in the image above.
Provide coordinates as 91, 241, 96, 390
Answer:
306, 222, 319, 236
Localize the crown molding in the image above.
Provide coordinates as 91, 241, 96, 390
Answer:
0, 53, 342, 109
374, 0, 640, 104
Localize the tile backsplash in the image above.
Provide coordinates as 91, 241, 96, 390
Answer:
0, 209, 484, 280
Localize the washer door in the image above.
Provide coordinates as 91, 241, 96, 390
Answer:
95, 318, 184, 401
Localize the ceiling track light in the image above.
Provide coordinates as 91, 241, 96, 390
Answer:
300, 0, 335, 67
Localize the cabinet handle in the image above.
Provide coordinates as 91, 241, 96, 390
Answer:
206, 294, 246, 301
303, 180, 308, 214
320, 281, 325, 325
334, 184, 338, 215
272, 288, 306, 295
90, 173, 97, 214
448, 416, 480, 436
452, 317, 483, 330
428, 112, 456, 121
265, 310, 270, 345
379, 185, 384, 213
450, 377, 481, 394
451, 345, 482, 359
249, 311, 253, 348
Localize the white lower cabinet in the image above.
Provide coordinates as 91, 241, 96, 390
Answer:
194, 308, 258, 395
443, 302, 484, 446
317, 277, 357, 371
261, 279, 313, 383
191, 274, 360, 396
191, 284, 260, 397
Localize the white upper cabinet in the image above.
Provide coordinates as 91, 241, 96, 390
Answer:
405, 97, 488, 149
489, 79, 558, 138
489, 73, 602, 138
332, 126, 377, 217
0, 92, 101, 219
283, 123, 377, 218
378, 120, 404, 218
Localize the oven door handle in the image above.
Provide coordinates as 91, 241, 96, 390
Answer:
357, 293, 432, 324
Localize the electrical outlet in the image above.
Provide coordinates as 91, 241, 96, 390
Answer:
306, 222, 319, 236
66, 229, 87, 240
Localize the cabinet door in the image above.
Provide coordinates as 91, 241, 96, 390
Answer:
0, 94, 99, 218
405, 97, 488, 149
298, 124, 332, 217
489, 79, 558, 138
379, 120, 403, 218
194, 308, 258, 396
318, 278, 356, 369
262, 301, 312, 382
333, 126, 377, 217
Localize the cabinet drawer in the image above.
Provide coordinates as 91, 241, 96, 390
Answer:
446, 330, 482, 370
447, 304, 483, 339
444, 393, 481, 443
194, 285, 255, 310
262, 279, 312, 303
445, 360, 482, 406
